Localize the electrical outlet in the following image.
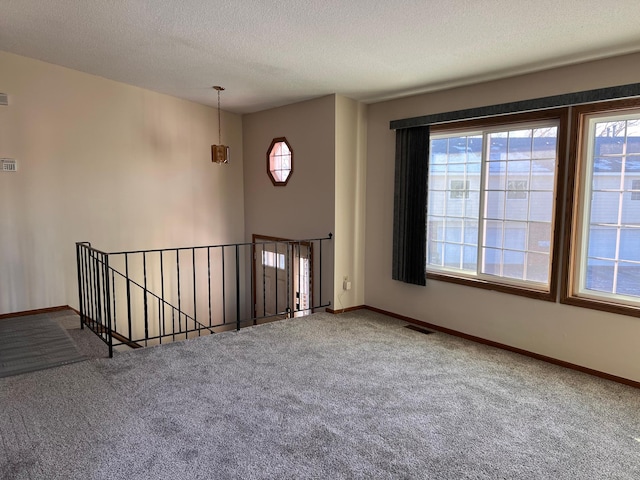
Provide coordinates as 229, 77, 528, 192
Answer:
343, 280, 352, 291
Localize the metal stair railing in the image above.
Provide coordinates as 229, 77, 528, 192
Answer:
76, 235, 333, 357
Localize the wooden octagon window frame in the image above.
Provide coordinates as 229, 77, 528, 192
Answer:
267, 137, 294, 186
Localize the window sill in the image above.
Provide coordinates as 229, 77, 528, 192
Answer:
560, 294, 640, 318
426, 271, 555, 302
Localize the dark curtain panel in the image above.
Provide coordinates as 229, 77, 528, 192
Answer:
392, 125, 430, 285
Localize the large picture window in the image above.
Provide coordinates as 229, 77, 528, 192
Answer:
393, 86, 640, 314
427, 112, 563, 298
565, 102, 640, 313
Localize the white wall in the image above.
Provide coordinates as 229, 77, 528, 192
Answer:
0, 51, 245, 315
365, 52, 640, 382
242, 95, 336, 306
334, 96, 367, 310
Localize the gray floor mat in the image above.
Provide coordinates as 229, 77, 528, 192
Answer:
0, 315, 86, 378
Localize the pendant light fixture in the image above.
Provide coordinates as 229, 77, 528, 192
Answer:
211, 86, 229, 164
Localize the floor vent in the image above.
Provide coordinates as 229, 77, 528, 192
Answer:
405, 324, 434, 335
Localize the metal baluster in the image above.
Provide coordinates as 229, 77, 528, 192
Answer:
222, 246, 226, 325
319, 238, 323, 311
192, 248, 197, 333
160, 251, 165, 337
176, 249, 182, 333
76, 243, 85, 329
125, 253, 132, 341
207, 247, 212, 327
236, 244, 240, 331
87, 250, 95, 331
251, 244, 256, 325
308, 243, 312, 312
297, 242, 301, 314
274, 242, 278, 317
94, 252, 103, 336
158, 297, 162, 345
103, 253, 113, 358
111, 268, 117, 334
143, 251, 148, 346
262, 244, 266, 318
172, 308, 176, 342
286, 242, 291, 317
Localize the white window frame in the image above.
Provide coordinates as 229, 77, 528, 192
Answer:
571, 108, 640, 308
427, 116, 562, 297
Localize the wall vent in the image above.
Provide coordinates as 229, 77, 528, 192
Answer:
0, 94, 7, 106
1, 159, 17, 172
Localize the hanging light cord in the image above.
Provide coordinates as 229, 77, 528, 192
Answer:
217, 89, 222, 144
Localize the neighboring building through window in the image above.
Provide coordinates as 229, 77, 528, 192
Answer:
632, 179, 640, 201
450, 180, 470, 199
568, 107, 640, 308
427, 118, 559, 292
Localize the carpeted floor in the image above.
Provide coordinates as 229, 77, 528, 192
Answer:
1, 310, 639, 479
0, 312, 86, 377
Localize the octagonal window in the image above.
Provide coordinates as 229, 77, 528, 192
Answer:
267, 137, 293, 186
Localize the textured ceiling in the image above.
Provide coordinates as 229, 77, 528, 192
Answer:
2, 1, 640, 114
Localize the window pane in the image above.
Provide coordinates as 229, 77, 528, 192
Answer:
485, 191, 505, 219
484, 220, 503, 248
628, 123, 640, 153
593, 156, 622, 173
621, 191, 640, 224
532, 127, 558, 159
431, 138, 448, 155
627, 157, 640, 174
508, 130, 532, 159
594, 121, 626, 155
489, 133, 507, 161
428, 191, 446, 216
592, 158, 621, 189
503, 251, 525, 280
504, 222, 527, 250
446, 199, 464, 217
444, 218, 463, 242
430, 174, 447, 190
526, 253, 549, 283
586, 226, 617, 259
619, 228, 640, 262
444, 243, 462, 268
530, 160, 555, 190
487, 162, 506, 189
590, 192, 620, 224
585, 259, 615, 293
464, 219, 478, 245
427, 217, 444, 242
507, 161, 531, 182
428, 134, 481, 272
428, 121, 557, 291
463, 246, 477, 270
505, 189, 529, 221
529, 192, 554, 222
528, 222, 551, 253
428, 241, 443, 266
617, 262, 640, 297
483, 248, 502, 275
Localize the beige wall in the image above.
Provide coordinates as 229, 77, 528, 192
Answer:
0, 51, 245, 315
242, 95, 336, 305
365, 52, 640, 382
334, 96, 367, 309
